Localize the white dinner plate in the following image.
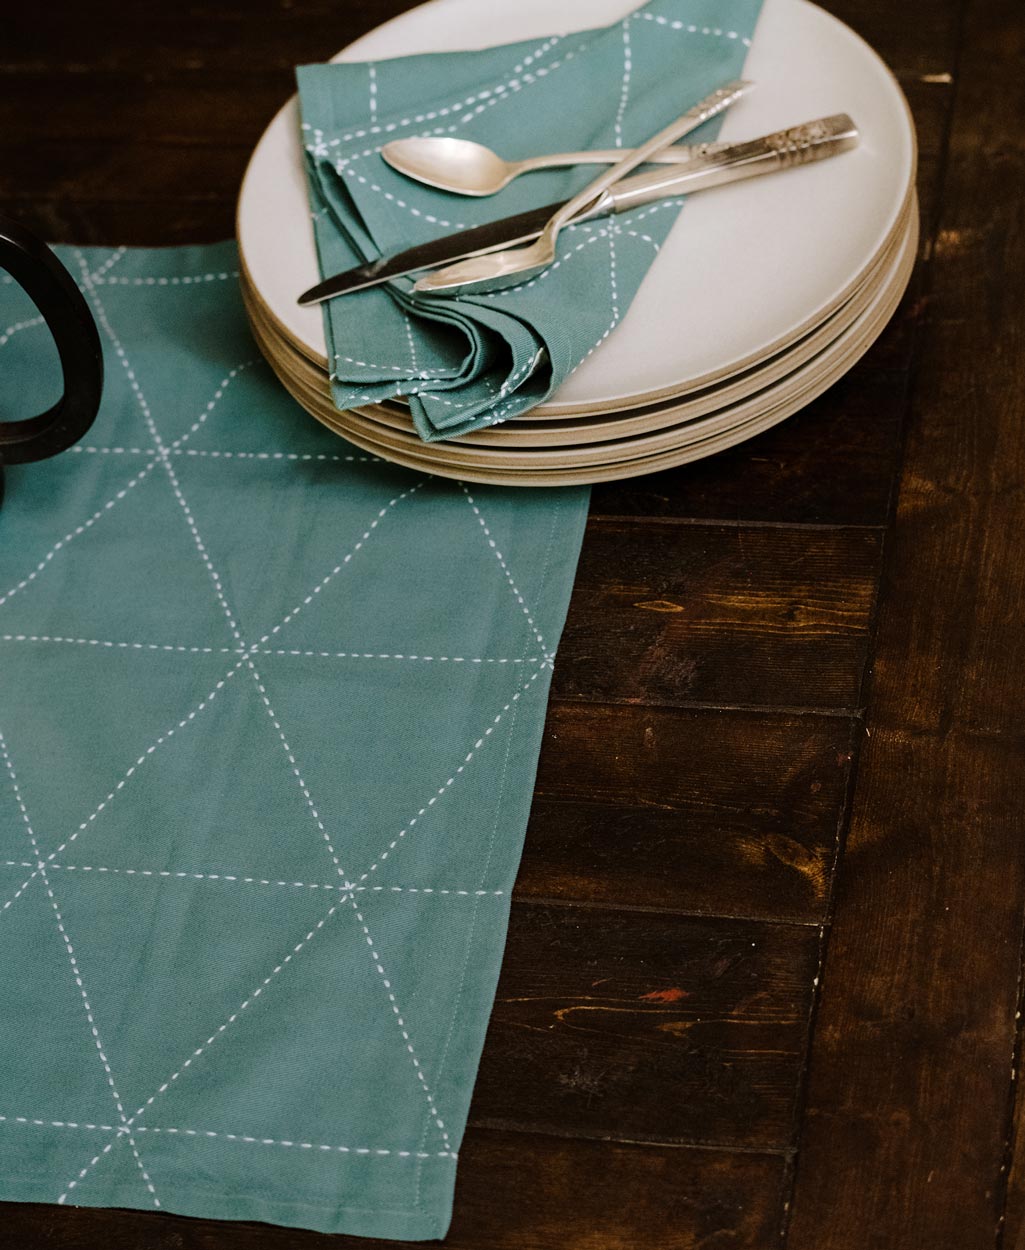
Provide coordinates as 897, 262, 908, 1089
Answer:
248, 206, 916, 482
238, 0, 915, 416
242, 188, 912, 445
243, 199, 914, 453
298, 240, 913, 486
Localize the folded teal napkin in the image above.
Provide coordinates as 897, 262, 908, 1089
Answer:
0, 243, 587, 1239
298, 0, 763, 441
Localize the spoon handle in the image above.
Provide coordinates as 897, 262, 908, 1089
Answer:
588, 114, 861, 216
540, 80, 752, 242
513, 143, 730, 174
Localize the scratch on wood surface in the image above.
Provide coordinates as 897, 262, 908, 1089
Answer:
639, 987, 691, 1003
638, 637, 700, 696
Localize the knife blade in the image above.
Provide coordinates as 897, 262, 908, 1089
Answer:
297, 115, 858, 306
298, 199, 587, 305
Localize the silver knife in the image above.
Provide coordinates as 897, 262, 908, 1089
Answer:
297, 115, 858, 306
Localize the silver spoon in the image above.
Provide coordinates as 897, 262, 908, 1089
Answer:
413, 79, 752, 298
381, 135, 721, 197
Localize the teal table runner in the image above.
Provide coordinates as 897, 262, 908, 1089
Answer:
0, 243, 588, 1238
299, 0, 763, 441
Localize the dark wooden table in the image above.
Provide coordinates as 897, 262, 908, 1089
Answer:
4, 0, 1024, 1245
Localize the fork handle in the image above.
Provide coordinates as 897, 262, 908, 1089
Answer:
513, 142, 730, 173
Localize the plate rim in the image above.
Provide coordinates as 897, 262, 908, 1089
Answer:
243, 192, 912, 445
288, 220, 915, 486
246, 206, 917, 473
245, 203, 915, 456
236, 0, 918, 416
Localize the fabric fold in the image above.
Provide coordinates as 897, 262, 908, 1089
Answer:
298, 0, 764, 441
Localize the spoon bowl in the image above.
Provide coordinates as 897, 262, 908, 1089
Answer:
413, 236, 560, 295
382, 137, 518, 196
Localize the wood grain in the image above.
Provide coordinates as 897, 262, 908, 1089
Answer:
3, 2, 412, 77
591, 366, 911, 527
787, 0, 1025, 1244
471, 903, 820, 1147
522, 703, 853, 923
818, 0, 961, 76
0, 81, 290, 144
555, 521, 881, 710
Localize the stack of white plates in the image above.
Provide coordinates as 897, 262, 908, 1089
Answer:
238, 0, 917, 486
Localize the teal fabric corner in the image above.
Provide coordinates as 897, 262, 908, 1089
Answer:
298, 0, 763, 441
0, 243, 588, 1238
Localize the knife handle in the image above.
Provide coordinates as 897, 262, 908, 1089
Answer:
576, 114, 859, 221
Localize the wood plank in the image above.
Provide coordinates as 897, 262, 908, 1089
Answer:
471, 903, 819, 1148
787, 0, 1025, 1243
817, 0, 961, 76
555, 520, 881, 710
451, 1133, 785, 1249
521, 703, 854, 923
1, 1133, 785, 1248
591, 365, 912, 528
1006, 1038, 1025, 1242
895, 78, 958, 161
4, 2, 413, 78
0, 142, 247, 206
0, 81, 290, 146
3, 0, 949, 80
